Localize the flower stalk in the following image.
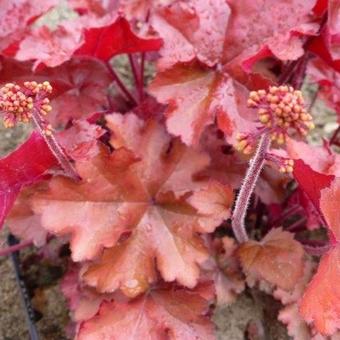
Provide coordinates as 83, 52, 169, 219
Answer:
232, 133, 271, 242
0, 239, 33, 257
30, 108, 80, 180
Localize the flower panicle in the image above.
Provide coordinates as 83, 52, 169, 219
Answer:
236, 85, 314, 155
0, 81, 53, 132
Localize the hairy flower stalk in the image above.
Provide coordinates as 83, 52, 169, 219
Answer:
232, 85, 314, 243
0, 82, 79, 180
233, 133, 271, 242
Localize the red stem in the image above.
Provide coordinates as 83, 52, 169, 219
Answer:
270, 204, 303, 227
329, 125, 340, 145
303, 244, 330, 256
308, 85, 319, 111
106, 62, 137, 105
129, 54, 143, 102
0, 239, 33, 257
31, 109, 80, 181
286, 216, 307, 232
140, 53, 145, 84
231, 133, 271, 242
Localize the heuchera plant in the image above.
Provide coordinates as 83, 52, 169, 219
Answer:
0, 0, 339, 339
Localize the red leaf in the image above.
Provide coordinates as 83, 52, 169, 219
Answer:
300, 179, 340, 335
308, 32, 340, 73
77, 286, 215, 340
293, 159, 334, 210
38, 58, 111, 126
0, 131, 57, 229
300, 247, 340, 336
307, 57, 340, 119
74, 16, 162, 61
0, 57, 111, 126
328, 0, 340, 60
238, 228, 305, 291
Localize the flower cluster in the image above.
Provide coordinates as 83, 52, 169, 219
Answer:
236, 85, 314, 156
235, 133, 256, 155
248, 85, 314, 143
0, 81, 53, 129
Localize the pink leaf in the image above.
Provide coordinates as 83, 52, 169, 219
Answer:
223, 0, 318, 67
151, 0, 230, 69
58, 119, 105, 161
77, 286, 215, 340
0, 0, 58, 53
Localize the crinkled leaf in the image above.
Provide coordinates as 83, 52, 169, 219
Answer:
300, 247, 340, 336
214, 236, 245, 305
74, 16, 162, 61
14, 21, 84, 68
0, 0, 58, 52
149, 61, 257, 146
39, 58, 111, 126
32, 113, 232, 295
279, 304, 311, 340
320, 178, 340, 243
238, 228, 305, 291
11, 7, 121, 68
0, 132, 57, 229
0, 57, 111, 126
120, 0, 155, 20
61, 265, 113, 323
58, 119, 105, 161
77, 286, 214, 340
152, 0, 230, 69
223, 0, 319, 67
307, 57, 340, 120
6, 183, 48, 246
328, 0, 340, 60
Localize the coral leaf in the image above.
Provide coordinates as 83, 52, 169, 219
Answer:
300, 247, 340, 336
149, 61, 256, 146
238, 228, 304, 291
32, 113, 232, 294
77, 287, 215, 340
320, 178, 340, 243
